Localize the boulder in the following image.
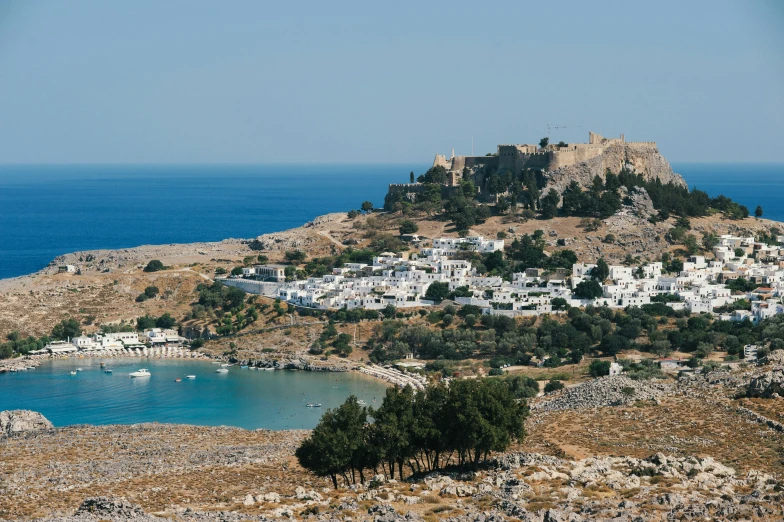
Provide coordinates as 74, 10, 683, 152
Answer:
747, 369, 784, 398
0, 409, 53, 437
75, 497, 146, 519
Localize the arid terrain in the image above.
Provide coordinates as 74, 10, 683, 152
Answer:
2, 209, 784, 521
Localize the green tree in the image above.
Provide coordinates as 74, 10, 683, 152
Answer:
295, 396, 369, 488
51, 319, 81, 340
409, 171, 415, 183
592, 258, 610, 282
285, 250, 307, 264
230, 266, 243, 276
539, 137, 549, 149
399, 220, 418, 235
425, 281, 451, 302
539, 189, 559, 219
544, 379, 564, 393
155, 313, 176, 329
702, 232, 719, 251
370, 386, 416, 479
143, 260, 164, 273
588, 359, 611, 377
755, 205, 763, 218
573, 279, 603, 300
683, 234, 699, 255
361, 201, 374, 213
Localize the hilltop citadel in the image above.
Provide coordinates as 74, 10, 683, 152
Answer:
388, 131, 685, 202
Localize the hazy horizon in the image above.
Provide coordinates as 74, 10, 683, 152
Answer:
1, 0, 782, 165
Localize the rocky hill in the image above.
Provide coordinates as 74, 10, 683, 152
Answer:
544, 143, 687, 195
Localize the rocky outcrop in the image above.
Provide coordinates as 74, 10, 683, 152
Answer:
544, 143, 687, 196
747, 368, 784, 398
532, 375, 671, 412
0, 409, 53, 437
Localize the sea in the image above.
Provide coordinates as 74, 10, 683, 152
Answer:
0, 359, 387, 429
1, 163, 782, 281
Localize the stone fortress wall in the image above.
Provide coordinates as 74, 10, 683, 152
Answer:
387, 131, 684, 203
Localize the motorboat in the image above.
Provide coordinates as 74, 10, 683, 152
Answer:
175, 378, 182, 382
240, 365, 248, 369
129, 368, 151, 377
69, 370, 77, 375
104, 369, 113, 374
185, 375, 196, 379
76, 368, 83, 372
216, 368, 229, 374
306, 403, 322, 408
262, 367, 274, 371
220, 363, 230, 367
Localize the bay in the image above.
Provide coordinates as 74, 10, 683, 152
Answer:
0, 358, 387, 429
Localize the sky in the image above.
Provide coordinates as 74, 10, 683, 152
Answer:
0, 0, 782, 164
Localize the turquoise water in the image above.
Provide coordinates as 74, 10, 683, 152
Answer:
0, 358, 387, 429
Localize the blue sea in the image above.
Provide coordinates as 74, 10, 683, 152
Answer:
0, 359, 387, 429
0, 163, 782, 280
0, 164, 423, 280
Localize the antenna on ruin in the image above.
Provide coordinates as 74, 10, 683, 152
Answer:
547, 124, 582, 140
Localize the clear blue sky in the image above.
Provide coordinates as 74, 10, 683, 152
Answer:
0, 0, 781, 164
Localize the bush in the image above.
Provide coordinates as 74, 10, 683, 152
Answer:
544, 379, 564, 393
589, 359, 611, 377
143, 260, 165, 272
399, 220, 418, 235
215, 267, 227, 275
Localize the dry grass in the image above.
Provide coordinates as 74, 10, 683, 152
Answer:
523, 395, 784, 475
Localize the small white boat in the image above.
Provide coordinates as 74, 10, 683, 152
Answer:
104, 369, 113, 374
185, 375, 196, 379
129, 368, 151, 377
263, 367, 274, 371
76, 368, 83, 372
216, 368, 229, 374
306, 403, 322, 408
211, 361, 221, 365
69, 370, 77, 375
220, 363, 230, 367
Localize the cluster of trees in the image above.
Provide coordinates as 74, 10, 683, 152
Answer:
1, 318, 83, 359
364, 293, 784, 369
295, 379, 527, 488
136, 313, 177, 330
193, 281, 257, 335
309, 321, 354, 357
560, 177, 623, 219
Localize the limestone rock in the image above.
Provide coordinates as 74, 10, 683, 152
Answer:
747, 369, 784, 398
0, 409, 53, 437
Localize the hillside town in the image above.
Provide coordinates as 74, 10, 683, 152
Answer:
224, 233, 784, 324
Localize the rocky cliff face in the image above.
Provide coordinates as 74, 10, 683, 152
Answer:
0, 409, 53, 436
544, 143, 687, 195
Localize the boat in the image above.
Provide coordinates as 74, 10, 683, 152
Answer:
104, 369, 113, 374
69, 370, 77, 375
262, 367, 274, 371
220, 363, 230, 367
175, 378, 182, 382
216, 368, 229, 374
211, 361, 221, 365
240, 365, 248, 369
306, 403, 322, 408
185, 375, 196, 379
129, 368, 151, 377
76, 368, 83, 372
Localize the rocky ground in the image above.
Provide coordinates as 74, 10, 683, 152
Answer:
1, 355, 783, 521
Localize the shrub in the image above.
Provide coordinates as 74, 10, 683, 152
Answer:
143, 260, 165, 272
544, 379, 564, 393
589, 359, 611, 377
